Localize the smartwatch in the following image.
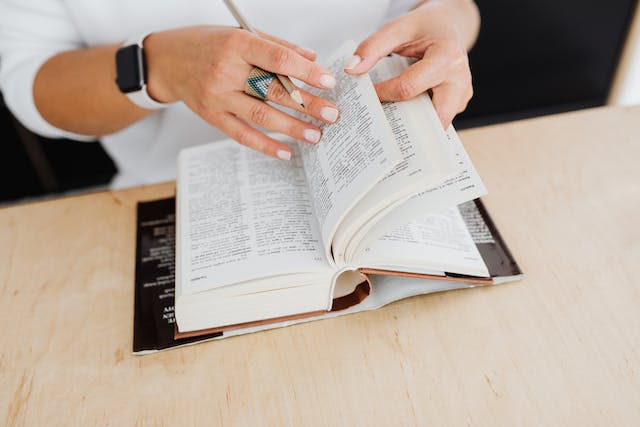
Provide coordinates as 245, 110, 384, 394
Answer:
115, 34, 169, 110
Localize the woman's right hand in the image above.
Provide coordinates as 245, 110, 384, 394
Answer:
144, 26, 340, 160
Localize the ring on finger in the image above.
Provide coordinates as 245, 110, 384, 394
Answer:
244, 67, 277, 100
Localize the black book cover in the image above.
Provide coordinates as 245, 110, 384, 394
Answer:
459, 199, 522, 279
132, 197, 222, 354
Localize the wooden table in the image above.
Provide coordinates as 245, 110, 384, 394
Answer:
2, 106, 640, 426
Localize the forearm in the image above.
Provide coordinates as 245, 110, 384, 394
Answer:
413, 0, 480, 50
33, 44, 152, 137
29, 25, 339, 160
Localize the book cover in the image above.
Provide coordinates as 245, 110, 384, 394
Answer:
133, 198, 222, 354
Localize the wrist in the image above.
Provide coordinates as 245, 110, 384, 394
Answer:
144, 32, 179, 104
414, 0, 480, 50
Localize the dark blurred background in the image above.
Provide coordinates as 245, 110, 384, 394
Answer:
0, 0, 637, 205
456, 0, 638, 128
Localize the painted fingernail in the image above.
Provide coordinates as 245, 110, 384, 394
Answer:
303, 129, 321, 143
320, 74, 336, 89
276, 149, 291, 160
320, 107, 339, 123
344, 55, 361, 70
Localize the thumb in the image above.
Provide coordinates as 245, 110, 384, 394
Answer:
344, 22, 414, 75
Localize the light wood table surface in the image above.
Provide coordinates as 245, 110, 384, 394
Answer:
2, 106, 640, 426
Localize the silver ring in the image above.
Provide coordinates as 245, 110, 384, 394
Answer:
244, 67, 276, 100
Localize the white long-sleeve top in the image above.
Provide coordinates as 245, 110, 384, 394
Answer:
0, 0, 414, 188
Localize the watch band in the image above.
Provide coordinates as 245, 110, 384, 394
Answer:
123, 33, 170, 110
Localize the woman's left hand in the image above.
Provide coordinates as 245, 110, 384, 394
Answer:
344, 0, 480, 129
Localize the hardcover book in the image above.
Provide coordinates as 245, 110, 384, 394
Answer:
170, 42, 523, 339
133, 197, 521, 353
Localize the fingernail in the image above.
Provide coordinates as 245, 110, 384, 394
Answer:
276, 149, 291, 160
344, 55, 361, 70
303, 129, 321, 143
320, 107, 339, 123
320, 74, 336, 89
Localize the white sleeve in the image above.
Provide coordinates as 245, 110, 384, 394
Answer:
0, 0, 94, 140
383, 0, 418, 22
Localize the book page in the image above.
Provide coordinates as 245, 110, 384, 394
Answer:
350, 126, 487, 256
177, 140, 329, 296
371, 56, 457, 187
389, 126, 487, 220
298, 41, 401, 259
357, 206, 489, 277
331, 56, 458, 262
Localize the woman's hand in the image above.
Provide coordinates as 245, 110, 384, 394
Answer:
145, 26, 341, 160
344, 0, 480, 129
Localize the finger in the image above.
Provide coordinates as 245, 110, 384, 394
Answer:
242, 36, 336, 89
345, 20, 415, 75
255, 30, 317, 61
374, 49, 450, 101
266, 79, 340, 124
225, 92, 323, 144
431, 81, 473, 130
213, 112, 293, 160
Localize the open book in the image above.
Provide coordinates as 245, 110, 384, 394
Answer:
133, 197, 520, 353
174, 42, 521, 335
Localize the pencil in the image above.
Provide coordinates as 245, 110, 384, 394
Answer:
223, 0, 305, 108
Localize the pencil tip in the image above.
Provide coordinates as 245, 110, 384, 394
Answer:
290, 90, 305, 109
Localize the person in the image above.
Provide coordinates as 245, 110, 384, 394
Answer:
0, 0, 479, 188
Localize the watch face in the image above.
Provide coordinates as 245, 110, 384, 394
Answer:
116, 45, 144, 93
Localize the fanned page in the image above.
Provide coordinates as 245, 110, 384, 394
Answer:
358, 206, 490, 278
331, 56, 458, 263
349, 126, 488, 259
176, 141, 330, 296
298, 41, 401, 263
